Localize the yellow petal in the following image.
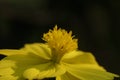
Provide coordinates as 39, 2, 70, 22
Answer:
23, 63, 55, 80
23, 62, 66, 80
65, 64, 119, 80
34, 63, 66, 79
4, 53, 48, 67
0, 60, 18, 80
61, 51, 98, 65
3, 53, 50, 79
0, 68, 14, 75
32, 62, 54, 79
0, 49, 25, 56
24, 43, 51, 60
23, 68, 39, 80
56, 72, 80, 80
0, 75, 18, 80
0, 67, 18, 80
0, 60, 16, 68
0, 68, 17, 79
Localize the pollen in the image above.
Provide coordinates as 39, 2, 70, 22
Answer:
42, 25, 78, 54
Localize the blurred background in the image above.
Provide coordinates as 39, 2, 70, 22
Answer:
0, 0, 120, 79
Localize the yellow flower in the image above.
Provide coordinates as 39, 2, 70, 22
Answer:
0, 25, 119, 80
0, 60, 18, 80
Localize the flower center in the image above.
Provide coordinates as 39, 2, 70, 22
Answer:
42, 25, 78, 63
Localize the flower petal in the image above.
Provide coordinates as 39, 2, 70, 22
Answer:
56, 72, 80, 80
0, 75, 18, 80
0, 60, 15, 76
0, 60, 18, 80
0, 68, 14, 75
0, 60, 16, 68
23, 68, 40, 80
34, 63, 66, 79
23, 62, 66, 80
24, 43, 52, 60
0, 49, 25, 56
3, 53, 50, 80
62, 51, 98, 65
65, 64, 119, 80
4, 53, 49, 67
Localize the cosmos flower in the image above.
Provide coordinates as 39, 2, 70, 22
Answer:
0, 25, 119, 80
0, 60, 18, 80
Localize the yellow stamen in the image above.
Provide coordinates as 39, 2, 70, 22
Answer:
42, 25, 78, 54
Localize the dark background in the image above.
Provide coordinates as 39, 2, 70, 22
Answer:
0, 0, 120, 79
